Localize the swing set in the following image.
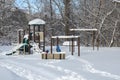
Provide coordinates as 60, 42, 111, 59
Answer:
51, 36, 80, 56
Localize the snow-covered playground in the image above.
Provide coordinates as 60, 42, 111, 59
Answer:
0, 46, 120, 80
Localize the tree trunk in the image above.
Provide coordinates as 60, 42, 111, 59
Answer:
109, 21, 118, 47
64, 0, 71, 35
84, 0, 87, 16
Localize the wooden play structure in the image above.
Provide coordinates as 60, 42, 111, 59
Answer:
28, 18, 46, 52
70, 28, 99, 50
16, 18, 46, 54
8, 18, 100, 59
42, 35, 80, 59
42, 28, 99, 59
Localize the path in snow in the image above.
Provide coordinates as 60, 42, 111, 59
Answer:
0, 57, 86, 80
39, 62, 86, 80
0, 61, 48, 80
70, 56, 120, 80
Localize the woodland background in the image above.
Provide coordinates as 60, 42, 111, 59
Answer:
0, 0, 120, 47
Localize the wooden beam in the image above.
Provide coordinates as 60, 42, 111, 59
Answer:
52, 36, 79, 39
70, 29, 98, 31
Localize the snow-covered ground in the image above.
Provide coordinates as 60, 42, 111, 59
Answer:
0, 46, 120, 80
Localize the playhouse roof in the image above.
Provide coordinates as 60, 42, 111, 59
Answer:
113, 0, 120, 3
28, 18, 45, 25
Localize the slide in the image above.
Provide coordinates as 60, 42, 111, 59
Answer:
6, 43, 30, 55
6, 35, 32, 55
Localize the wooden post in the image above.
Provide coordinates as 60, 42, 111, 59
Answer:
78, 37, 80, 56
24, 43, 25, 54
28, 25, 31, 54
97, 32, 99, 50
28, 25, 30, 40
51, 38, 53, 54
23, 30, 25, 36
18, 31, 21, 43
22, 30, 25, 43
28, 38, 30, 54
92, 31, 95, 50
69, 41, 71, 51
56, 37, 59, 46
38, 25, 40, 49
43, 25, 45, 52
33, 25, 35, 42
71, 38, 74, 55
38, 33, 40, 48
38, 25, 40, 31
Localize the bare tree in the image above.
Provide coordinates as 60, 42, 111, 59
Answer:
64, 0, 71, 35
0, 0, 120, 46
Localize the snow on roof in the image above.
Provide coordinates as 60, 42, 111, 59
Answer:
70, 28, 98, 31
28, 18, 45, 25
18, 29, 24, 31
113, 0, 120, 3
52, 35, 79, 39
24, 34, 29, 39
